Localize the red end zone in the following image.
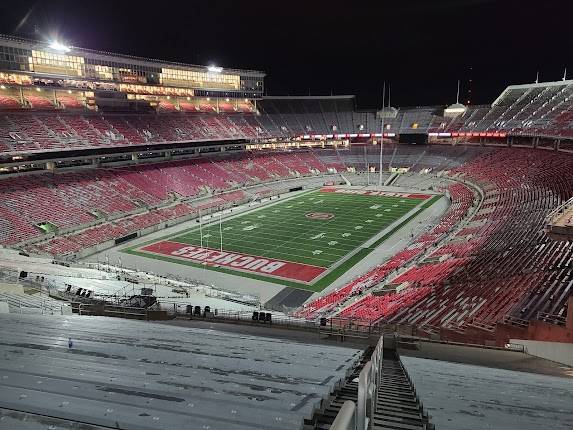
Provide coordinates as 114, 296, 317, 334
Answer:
320, 187, 430, 200
140, 241, 327, 283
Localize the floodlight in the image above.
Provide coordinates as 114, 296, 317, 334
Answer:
207, 65, 223, 73
49, 40, 71, 53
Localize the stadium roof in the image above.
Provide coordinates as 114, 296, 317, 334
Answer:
493, 78, 573, 106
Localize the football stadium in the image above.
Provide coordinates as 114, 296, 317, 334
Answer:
0, 1, 572, 429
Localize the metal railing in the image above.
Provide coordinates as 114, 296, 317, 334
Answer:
331, 335, 385, 430
545, 197, 573, 225
0, 293, 70, 315
167, 304, 418, 338
537, 311, 567, 327
331, 401, 356, 430
77, 303, 148, 319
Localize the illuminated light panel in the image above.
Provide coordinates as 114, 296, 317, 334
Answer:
49, 41, 71, 53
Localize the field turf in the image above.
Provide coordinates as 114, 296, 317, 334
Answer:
123, 188, 439, 291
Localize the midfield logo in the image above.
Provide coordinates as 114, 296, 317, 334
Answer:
305, 212, 335, 220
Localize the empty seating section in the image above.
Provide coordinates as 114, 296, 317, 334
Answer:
0, 151, 328, 254
57, 95, 85, 109
0, 176, 97, 240
338, 287, 432, 322
0, 112, 274, 154
157, 99, 178, 112
387, 149, 573, 330
293, 245, 428, 320
0, 94, 22, 109
390, 259, 467, 288
25, 94, 54, 109
1, 86, 573, 154
37, 203, 196, 255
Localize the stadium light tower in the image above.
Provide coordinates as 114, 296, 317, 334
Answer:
378, 82, 386, 188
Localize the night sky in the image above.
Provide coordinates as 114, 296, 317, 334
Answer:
0, 0, 571, 109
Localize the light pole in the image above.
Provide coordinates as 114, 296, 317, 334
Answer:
378, 82, 386, 188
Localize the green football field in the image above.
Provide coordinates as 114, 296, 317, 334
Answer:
124, 188, 438, 291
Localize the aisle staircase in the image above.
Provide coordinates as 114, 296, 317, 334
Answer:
306, 336, 433, 430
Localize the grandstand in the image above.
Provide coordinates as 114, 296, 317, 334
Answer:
0, 33, 571, 342
0, 313, 363, 430
0, 31, 572, 430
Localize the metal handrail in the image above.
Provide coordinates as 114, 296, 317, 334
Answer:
334, 335, 385, 430
537, 311, 567, 326
545, 197, 573, 225
357, 361, 373, 430
331, 401, 357, 430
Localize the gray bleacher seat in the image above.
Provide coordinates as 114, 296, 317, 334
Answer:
0, 313, 362, 430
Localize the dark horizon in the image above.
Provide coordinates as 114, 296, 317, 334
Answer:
0, 0, 571, 109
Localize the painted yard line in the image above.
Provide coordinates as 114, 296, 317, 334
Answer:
236, 203, 420, 218
181, 235, 365, 255
242, 201, 420, 215
118, 190, 311, 256
213, 196, 417, 218
186, 222, 405, 240
180, 239, 366, 257
223, 213, 414, 229
195, 204, 421, 246
241, 199, 424, 214
263, 193, 384, 260
177, 216, 388, 252
179, 227, 388, 245
185, 226, 383, 250
173, 195, 426, 266
214, 211, 415, 227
